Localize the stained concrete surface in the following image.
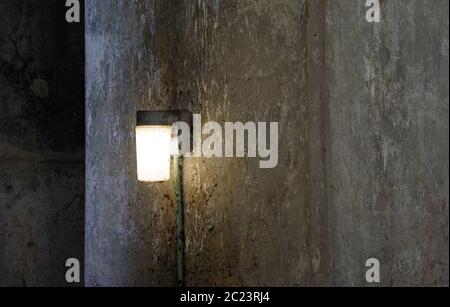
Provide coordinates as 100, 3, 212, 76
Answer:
177, 0, 327, 287
326, 0, 449, 286
86, 0, 322, 287
0, 0, 84, 286
85, 0, 448, 287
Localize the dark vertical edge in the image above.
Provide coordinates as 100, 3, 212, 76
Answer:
80, 0, 86, 287
83, 0, 89, 287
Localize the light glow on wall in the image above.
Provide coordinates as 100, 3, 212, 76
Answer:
136, 126, 172, 182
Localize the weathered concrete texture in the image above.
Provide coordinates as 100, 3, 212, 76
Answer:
0, 0, 85, 286
177, 0, 326, 286
85, 0, 181, 286
86, 0, 449, 287
85, 0, 326, 286
326, 0, 449, 286
0, 158, 84, 286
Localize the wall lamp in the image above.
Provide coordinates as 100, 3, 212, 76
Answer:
136, 110, 192, 287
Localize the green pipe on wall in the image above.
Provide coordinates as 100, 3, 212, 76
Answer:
174, 155, 185, 287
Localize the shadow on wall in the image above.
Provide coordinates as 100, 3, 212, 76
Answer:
0, 0, 85, 286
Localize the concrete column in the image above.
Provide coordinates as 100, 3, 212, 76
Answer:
326, 0, 449, 286
85, 0, 325, 286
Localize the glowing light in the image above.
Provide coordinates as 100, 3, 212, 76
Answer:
136, 126, 172, 182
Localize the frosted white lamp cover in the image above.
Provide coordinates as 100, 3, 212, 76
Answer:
136, 125, 172, 182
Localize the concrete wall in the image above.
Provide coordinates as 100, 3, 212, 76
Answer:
0, 0, 85, 286
86, 0, 327, 287
326, 0, 449, 286
85, 0, 180, 286
85, 0, 449, 287
177, 0, 329, 286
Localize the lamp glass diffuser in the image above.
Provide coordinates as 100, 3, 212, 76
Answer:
136, 125, 172, 182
